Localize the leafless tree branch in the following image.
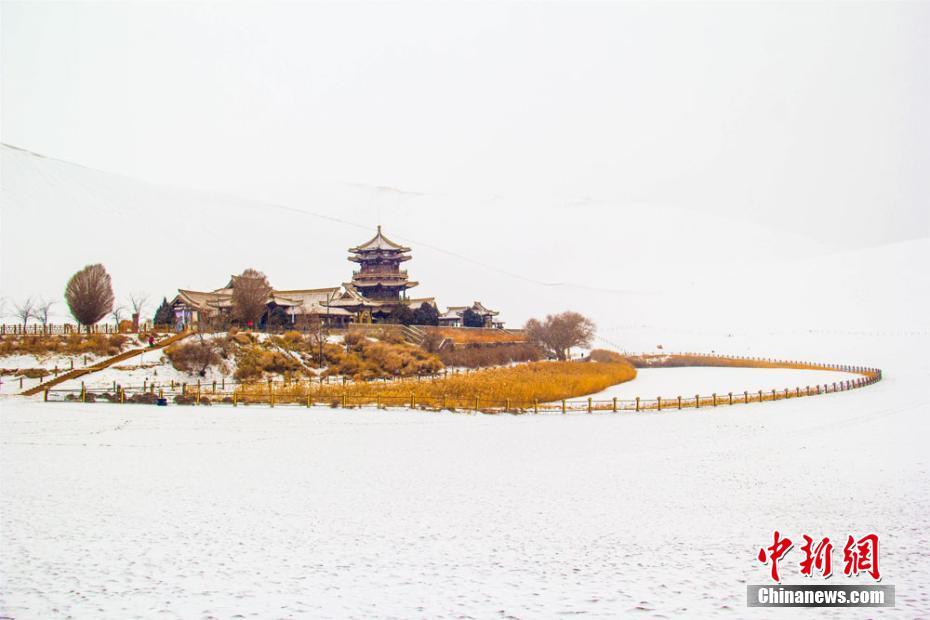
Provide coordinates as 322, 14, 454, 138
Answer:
128, 292, 149, 317
35, 298, 56, 326
13, 297, 36, 329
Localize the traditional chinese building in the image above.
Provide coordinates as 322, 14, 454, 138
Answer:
171, 281, 352, 328
438, 302, 503, 328
170, 226, 502, 328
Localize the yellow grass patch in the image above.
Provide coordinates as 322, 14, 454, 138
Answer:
236, 359, 636, 409
427, 327, 526, 345
0, 333, 128, 357
626, 354, 880, 379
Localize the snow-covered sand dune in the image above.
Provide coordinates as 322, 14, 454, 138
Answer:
0, 143, 878, 331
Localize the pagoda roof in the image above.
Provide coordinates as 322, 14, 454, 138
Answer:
349, 226, 410, 253
348, 253, 411, 263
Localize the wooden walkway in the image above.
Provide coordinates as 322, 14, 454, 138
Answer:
21, 331, 193, 396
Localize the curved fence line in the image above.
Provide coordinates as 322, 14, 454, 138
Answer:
622, 352, 880, 373
40, 352, 882, 414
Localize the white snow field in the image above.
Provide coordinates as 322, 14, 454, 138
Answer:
2, 330, 929, 619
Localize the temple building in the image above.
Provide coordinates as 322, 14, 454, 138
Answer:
172, 282, 352, 328
438, 302, 503, 329
170, 227, 501, 329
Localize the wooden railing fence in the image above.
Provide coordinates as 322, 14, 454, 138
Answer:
38, 352, 882, 414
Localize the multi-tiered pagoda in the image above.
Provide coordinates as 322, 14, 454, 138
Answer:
348, 225, 417, 300
328, 226, 426, 322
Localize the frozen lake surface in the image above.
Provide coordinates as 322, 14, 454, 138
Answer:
592, 367, 859, 401
2, 363, 928, 618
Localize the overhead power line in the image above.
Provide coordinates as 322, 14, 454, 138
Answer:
252, 200, 653, 295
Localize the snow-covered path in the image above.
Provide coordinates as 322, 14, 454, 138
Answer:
2, 365, 928, 618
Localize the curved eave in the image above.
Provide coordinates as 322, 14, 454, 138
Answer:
268, 299, 303, 307
329, 294, 389, 307
348, 253, 411, 263
275, 287, 341, 295
176, 289, 222, 310
352, 280, 418, 289
288, 305, 353, 316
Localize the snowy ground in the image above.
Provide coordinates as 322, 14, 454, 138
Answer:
0, 353, 107, 373
0, 335, 231, 395
2, 332, 928, 618
0, 353, 112, 395
0, 332, 354, 395
55, 347, 227, 392
0, 348, 215, 396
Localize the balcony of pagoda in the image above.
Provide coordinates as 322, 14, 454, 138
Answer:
352, 269, 409, 280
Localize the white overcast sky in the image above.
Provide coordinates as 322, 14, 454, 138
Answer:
2, 1, 928, 249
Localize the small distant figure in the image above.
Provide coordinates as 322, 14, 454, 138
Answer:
148, 335, 155, 348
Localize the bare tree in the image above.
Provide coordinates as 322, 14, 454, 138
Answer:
35, 298, 56, 327
128, 292, 148, 318
231, 268, 272, 328
128, 292, 149, 331
13, 297, 36, 330
110, 305, 126, 326
65, 264, 115, 331
524, 311, 596, 361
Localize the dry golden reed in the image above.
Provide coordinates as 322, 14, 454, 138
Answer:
0, 333, 128, 357
626, 354, 879, 378
428, 327, 526, 345
237, 359, 636, 409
